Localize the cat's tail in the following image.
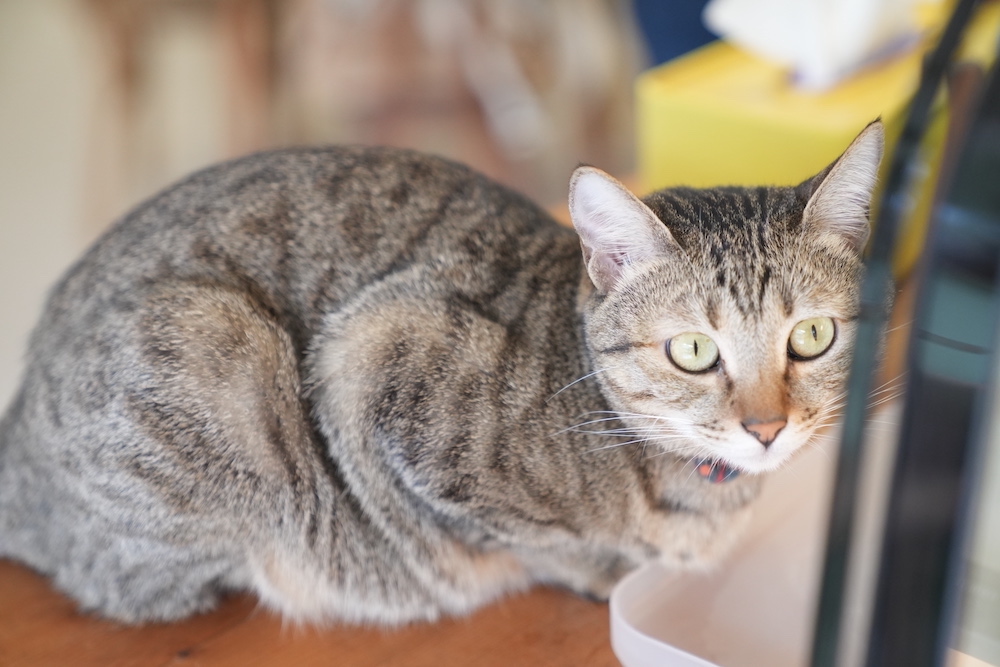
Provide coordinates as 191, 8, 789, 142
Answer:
0, 397, 14, 517
0, 383, 20, 454
0, 389, 28, 558
0, 392, 14, 480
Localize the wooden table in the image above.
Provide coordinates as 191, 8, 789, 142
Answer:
0, 558, 620, 666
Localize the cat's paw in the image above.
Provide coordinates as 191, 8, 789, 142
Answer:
577, 580, 616, 602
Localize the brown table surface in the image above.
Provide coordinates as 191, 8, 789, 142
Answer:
0, 558, 620, 666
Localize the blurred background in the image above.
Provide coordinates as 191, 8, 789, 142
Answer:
0, 0, 696, 409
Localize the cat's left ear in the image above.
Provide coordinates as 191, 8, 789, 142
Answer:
799, 119, 885, 252
569, 166, 679, 293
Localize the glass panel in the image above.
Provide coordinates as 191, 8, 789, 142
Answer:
953, 399, 1000, 665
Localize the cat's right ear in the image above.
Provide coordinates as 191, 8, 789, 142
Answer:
799, 119, 885, 252
569, 166, 678, 293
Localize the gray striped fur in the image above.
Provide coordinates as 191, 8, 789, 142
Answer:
0, 123, 882, 625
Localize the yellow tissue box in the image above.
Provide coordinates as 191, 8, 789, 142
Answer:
635, 40, 922, 191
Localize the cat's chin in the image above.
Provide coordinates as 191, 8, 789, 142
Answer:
687, 438, 806, 476
721, 444, 804, 475
711, 426, 818, 476
731, 456, 790, 476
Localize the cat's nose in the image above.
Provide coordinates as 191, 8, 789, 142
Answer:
742, 418, 787, 448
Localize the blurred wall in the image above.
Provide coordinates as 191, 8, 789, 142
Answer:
0, 0, 102, 409
0, 0, 647, 409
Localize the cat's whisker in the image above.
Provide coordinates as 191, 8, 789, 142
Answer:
549, 417, 625, 437
774, 455, 805, 481
642, 443, 710, 462
822, 395, 848, 409
577, 418, 690, 432
581, 429, 689, 443
870, 373, 906, 394
587, 434, 702, 456
586, 435, 694, 453
866, 394, 904, 411
562, 416, 630, 429
811, 443, 836, 460
806, 436, 836, 462
804, 380, 903, 431
869, 387, 904, 402
586, 441, 639, 453
885, 320, 913, 334
863, 417, 903, 426
546, 367, 616, 403
812, 407, 845, 422
810, 435, 838, 449
556, 421, 620, 435
646, 454, 700, 472
813, 419, 844, 433
681, 459, 701, 482
577, 430, 688, 442
554, 411, 696, 439
809, 420, 842, 435
809, 410, 844, 427
560, 413, 688, 430
817, 399, 847, 414
574, 410, 696, 425
862, 374, 906, 410
813, 406, 845, 420
596, 430, 688, 439
644, 437, 697, 447
556, 420, 689, 438
816, 392, 846, 407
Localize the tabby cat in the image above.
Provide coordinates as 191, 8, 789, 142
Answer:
0, 121, 883, 624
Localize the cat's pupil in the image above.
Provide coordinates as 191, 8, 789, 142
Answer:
693, 340, 699, 356
811, 324, 818, 340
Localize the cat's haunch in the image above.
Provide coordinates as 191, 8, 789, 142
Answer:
0, 122, 883, 624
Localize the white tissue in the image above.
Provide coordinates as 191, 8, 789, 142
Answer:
703, 0, 924, 90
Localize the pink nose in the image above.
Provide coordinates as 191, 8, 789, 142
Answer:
742, 419, 787, 447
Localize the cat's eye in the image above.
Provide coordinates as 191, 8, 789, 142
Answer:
788, 317, 836, 360
667, 333, 720, 373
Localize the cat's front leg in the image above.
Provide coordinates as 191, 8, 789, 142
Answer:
644, 504, 754, 569
518, 546, 639, 601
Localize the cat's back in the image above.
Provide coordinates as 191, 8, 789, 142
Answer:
5, 145, 581, 467
37, 145, 576, 350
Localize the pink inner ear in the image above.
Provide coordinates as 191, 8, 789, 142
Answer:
602, 249, 631, 268
569, 168, 679, 291
802, 122, 883, 250
587, 250, 627, 289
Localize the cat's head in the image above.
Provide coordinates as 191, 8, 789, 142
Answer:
568, 121, 883, 475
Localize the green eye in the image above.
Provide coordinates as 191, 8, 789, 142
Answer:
667, 333, 720, 373
788, 317, 836, 360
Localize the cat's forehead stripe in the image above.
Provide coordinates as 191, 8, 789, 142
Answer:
645, 187, 806, 318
